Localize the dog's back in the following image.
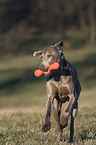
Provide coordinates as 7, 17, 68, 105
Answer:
65, 60, 81, 98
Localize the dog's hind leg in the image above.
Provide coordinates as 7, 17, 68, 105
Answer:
68, 108, 78, 142
53, 98, 62, 141
68, 99, 78, 142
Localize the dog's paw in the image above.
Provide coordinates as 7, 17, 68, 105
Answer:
42, 123, 51, 132
60, 115, 68, 129
68, 136, 73, 143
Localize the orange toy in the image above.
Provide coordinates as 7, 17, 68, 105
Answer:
34, 62, 60, 77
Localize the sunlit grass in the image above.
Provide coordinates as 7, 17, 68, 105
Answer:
0, 108, 96, 144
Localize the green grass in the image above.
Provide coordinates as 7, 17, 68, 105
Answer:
0, 109, 96, 145
0, 48, 96, 144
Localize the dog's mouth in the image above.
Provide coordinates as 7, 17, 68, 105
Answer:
39, 63, 52, 76
34, 62, 60, 77
44, 70, 51, 76
39, 64, 49, 72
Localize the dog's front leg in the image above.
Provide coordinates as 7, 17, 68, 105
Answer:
53, 98, 62, 141
45, 95, 54, 123
42, 81, 57, 132
42, 95, 54, 132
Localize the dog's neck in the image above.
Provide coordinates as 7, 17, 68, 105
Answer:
46, 57, 70, 82
59, 52, 68, 70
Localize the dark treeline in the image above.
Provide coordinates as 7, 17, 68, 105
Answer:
0, 0, 96, 55
0, 0, 95, 32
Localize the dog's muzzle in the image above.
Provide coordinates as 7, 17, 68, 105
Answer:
39, 64, 46, 71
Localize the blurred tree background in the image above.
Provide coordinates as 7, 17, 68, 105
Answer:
0, 0, 96, 56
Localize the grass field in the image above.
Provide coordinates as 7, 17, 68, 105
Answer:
0, 48, 96, 144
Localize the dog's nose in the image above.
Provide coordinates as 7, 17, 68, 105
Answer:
39, 64, 45, 71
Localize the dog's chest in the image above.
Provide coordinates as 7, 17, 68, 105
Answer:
60, 76, 74, 95
53, 76, 74, 96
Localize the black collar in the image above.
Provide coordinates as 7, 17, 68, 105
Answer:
46, 59, 72, 82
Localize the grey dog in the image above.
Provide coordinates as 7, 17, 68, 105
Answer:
33, 41, 81, 142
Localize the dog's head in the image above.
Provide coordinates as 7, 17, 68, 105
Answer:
33, 41, 64, 71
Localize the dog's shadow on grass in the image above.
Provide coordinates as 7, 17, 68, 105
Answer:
75, 128, 96, 143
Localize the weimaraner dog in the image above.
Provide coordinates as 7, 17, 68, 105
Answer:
33, 41, 81, 142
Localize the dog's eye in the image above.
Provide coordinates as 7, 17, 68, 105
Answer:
47, 54, 52, 58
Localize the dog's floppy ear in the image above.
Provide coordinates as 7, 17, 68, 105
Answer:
55, 40, 63, 48
33, 50, 42, 57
